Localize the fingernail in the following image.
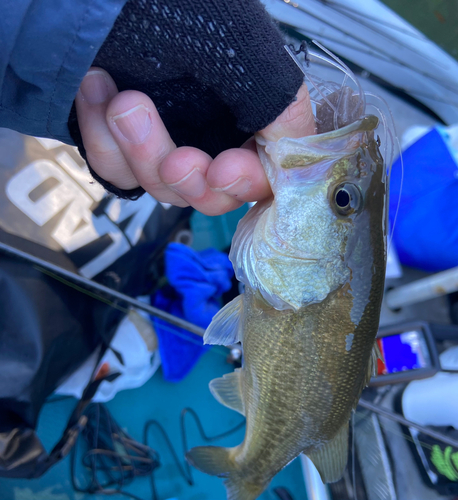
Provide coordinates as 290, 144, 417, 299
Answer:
79, 70, 109, 105
112, 105, 152, 144
169, 169, 206, 198
212, 177, 252, 197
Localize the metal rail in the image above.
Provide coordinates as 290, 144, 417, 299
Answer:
358, 399, 458, 448
385, 266, 458, 310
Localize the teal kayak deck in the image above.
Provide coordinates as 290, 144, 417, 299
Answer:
0, 348, 307, 500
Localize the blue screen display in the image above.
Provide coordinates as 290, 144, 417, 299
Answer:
381, 330, 430, 373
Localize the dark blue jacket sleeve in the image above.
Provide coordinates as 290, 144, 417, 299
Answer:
0, 0, 127, 143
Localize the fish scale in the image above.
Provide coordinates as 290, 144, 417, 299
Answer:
187, 110, 387, 500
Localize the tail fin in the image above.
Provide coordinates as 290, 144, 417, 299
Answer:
186, 446, 266, 500
224, 477, 265, 500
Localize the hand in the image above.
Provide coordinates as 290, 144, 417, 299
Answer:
75, 67, 315, 215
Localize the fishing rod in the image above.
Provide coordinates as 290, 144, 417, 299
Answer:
5, 240, 457, 448
0, 241, 206, 338
358, 399, 458, 449
319, 0, 429, 42
278, 0, 458, 94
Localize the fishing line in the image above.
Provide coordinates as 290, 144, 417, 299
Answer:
285, 44, 356, 130
387, 139, 403, 254
290, 26, 395, 64
0, 241, 237, 357
334, 73, 349, 131
322, 0, 448, 70
358, 399, 458, 448
354, 410, 433, 452
284, 44, 342, 114
286, 28, 458, 107
279, 0, 458, 94
312, 40, 366, 113
320, 0, 429, 42
363, 91, 404, 254
291, 41, 369, 133
351, 411, 357, 500
286, 42, 401, 259
35, 265, 129, 314
144, 407, 245, 498
70, 403, 245, 500
0, 240, 206, 337
38, 263, 229, 356
70, 403, 160, 500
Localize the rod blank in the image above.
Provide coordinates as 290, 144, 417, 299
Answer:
0, 241, 206, 337
358, 399, 458, 448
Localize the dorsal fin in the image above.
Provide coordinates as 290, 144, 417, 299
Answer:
203, 295, 243, 346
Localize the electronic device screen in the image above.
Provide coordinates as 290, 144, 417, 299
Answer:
376, 330, 432, 375
370, 322, 440, 386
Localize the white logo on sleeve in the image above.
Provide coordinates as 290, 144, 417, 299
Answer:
5, 139, 165, 278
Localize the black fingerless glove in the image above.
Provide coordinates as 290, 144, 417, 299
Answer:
68, 0, 303, 199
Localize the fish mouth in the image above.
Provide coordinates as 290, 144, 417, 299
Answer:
261, 115, 380, 173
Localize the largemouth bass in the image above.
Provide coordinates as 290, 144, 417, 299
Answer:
187, 101, 387, 500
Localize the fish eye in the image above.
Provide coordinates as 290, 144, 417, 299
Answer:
333, 183, 362, 216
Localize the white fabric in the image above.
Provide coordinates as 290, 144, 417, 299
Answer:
55, 308, 160, 403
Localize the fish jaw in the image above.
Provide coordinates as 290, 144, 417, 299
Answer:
231, 115, 385, 312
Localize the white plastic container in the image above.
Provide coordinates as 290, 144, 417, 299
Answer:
402, 346, 458, 429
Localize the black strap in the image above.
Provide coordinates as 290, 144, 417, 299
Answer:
31, 349, 121, 477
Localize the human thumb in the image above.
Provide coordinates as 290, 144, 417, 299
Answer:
258, 84, 316, 142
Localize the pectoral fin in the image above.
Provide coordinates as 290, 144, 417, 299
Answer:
209, 369, 245, 415
306, 423, 349, 483
203, 295, 243, 346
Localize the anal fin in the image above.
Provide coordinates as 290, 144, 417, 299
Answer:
204, 295, 243, 346
209, 369, 245, 415
306, 423, 349, 483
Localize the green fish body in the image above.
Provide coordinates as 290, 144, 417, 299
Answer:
187, 115, 387, 500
